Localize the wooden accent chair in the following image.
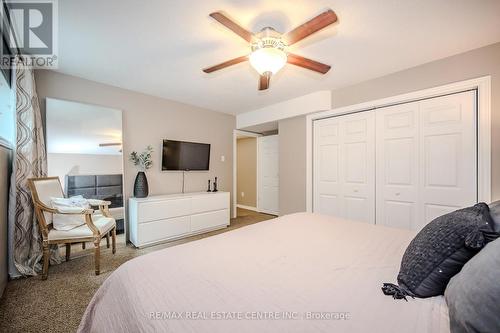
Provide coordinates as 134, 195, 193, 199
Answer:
28, 177, 117, 279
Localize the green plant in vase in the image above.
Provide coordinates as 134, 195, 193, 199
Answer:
129, 145, 153, 198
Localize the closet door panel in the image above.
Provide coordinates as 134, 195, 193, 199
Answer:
419, 90, 477, 228
376, 103, 419, 229
345, 196, 371, 223
313, 118, 343, 217
313, 112, 375, 223
341, 112, 375, 224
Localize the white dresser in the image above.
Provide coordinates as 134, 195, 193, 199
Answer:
129, 191, 230, 247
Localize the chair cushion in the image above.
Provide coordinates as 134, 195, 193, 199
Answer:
48, 216, 115, 241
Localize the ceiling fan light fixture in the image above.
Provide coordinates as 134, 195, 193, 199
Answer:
204, 10, 337, 89
249, 46, 287, 75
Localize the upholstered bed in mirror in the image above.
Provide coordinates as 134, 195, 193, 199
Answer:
65, 174, 124, 234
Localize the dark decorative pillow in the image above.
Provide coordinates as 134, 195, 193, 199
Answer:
383, 203, 499, 299
445, 238, 500, 333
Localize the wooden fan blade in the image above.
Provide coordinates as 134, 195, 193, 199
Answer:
259, 72, 271, 90
209, 12, 253, 42
203, 55, 248, 73
287, 53, 331, 74
284, 9, 337, 45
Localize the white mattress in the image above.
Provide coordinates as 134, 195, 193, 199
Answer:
78, 213, 449, 333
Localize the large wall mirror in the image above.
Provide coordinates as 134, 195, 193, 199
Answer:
45, 98, 125, 244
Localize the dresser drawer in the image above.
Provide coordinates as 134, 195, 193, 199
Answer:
191, 209, 229, 232
138, 198, 191, 223
138, 216, 190, 245
191, 194, 228, 214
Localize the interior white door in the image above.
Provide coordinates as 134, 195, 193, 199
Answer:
418, 90, 477, 227
313, 112, 375, 223
258, 135, 279, 215
376, 101, 420, 229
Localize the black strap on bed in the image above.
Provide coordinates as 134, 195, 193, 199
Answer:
381, 283, 414, 302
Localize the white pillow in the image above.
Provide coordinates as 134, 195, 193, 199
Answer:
50, 196, 91, 231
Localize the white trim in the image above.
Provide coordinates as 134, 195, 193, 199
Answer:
256, 136, 260, 215
232, 130, 262, 219
306, 76, 492, 212
257, 209, 278, 216
236, 204, 258, 212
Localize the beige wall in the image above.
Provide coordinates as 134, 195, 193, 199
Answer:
48, 153, 123, 189
35, 70, 236, 231
0, 145, 11, 297
279, 42, 500, 213
236, 138, 257, 207
279, 116, 306, 215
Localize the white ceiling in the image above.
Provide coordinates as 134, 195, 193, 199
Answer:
46, 98, 122, 155
55, 0, 500, 115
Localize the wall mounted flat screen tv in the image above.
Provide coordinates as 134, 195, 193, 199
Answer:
162, 140, 210, 171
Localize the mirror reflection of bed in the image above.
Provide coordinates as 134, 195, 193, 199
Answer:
45, 98, 125, 251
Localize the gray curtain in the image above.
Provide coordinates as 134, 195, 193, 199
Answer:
8, 56, 62, 276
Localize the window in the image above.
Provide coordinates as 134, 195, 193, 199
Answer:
0, 0, 15, 147
1, 0, 13, 87
0, 71, 14, 147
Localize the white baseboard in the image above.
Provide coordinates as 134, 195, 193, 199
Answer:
236, 204, 258, 212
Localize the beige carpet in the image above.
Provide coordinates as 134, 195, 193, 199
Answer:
0, 209, 274, 333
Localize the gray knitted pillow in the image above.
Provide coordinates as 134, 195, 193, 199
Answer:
383, 203, 498, 299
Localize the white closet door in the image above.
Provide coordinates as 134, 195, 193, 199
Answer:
418, 90, 477, 227
376, 102, 420, 229
258, 135, 279, 215
375, 90, 477, 230
313, 116, 342, 217
313, 112, 375, 223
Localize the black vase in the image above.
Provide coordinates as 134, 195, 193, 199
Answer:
134, 171, 149, 198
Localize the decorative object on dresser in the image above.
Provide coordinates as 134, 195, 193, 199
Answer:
134, 172, 149, 198
129, 145, 153, 198
212, 176, 218, 192
28, 177, 117, 279
129, 191, 230, 248
207, 179, 211, 192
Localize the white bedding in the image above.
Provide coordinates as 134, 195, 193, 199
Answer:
78, 213, 449, 333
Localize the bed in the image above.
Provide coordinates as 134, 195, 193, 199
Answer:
65, 174, 124, 233
78, 213, 449, 333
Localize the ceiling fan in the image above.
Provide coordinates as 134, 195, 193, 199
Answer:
203, 9, 338, 90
